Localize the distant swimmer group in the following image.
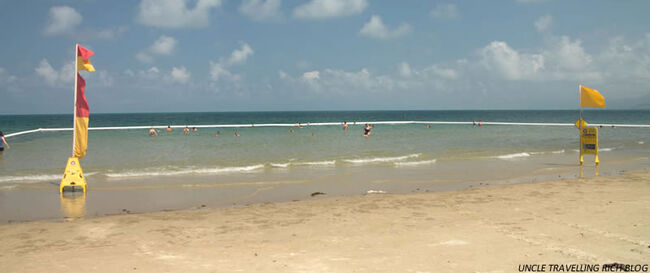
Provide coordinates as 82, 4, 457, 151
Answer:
147, 122, 385, 138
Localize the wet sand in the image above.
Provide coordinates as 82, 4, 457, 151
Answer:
1, 171, 648, 273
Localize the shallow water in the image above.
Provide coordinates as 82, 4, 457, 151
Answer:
1, 110, 649, 186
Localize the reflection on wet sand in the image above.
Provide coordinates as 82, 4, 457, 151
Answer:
579, 165, 600, 179
61, 193, 86, 221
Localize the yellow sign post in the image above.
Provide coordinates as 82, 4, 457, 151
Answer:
60, 157, 87, 193
579, 127, 599, 165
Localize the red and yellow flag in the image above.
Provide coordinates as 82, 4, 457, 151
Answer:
77, 45, 95, 72
74, 45, 94, 158
74, 73, 89, 158
580, 85, 605, 108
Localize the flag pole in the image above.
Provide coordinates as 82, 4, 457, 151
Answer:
72, 43, 78, 157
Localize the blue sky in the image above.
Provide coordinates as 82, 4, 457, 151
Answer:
1, 0, 649, 114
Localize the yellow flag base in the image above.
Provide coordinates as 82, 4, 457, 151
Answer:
60, 157, 87, 194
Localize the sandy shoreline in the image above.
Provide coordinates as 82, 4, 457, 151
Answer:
1, 171, 649, 272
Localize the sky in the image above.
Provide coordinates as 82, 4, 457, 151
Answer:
1, 0, 649, 114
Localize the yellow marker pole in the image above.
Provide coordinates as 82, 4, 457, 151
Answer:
579, 85, 584, 165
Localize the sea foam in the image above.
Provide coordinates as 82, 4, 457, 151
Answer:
494, 152, 530, 159
0, 174, 70, 183
343, 153, 421, 164
292, 160, 336, 166
105, 164, 265, 178
394, 159, 437, 167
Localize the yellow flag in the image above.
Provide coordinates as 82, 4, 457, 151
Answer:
77, 56, 95, 72
580, 85, 605, 108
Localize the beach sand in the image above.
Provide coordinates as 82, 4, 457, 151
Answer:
1, 172, 648, 273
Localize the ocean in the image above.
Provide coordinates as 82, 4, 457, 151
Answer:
1, 110, 649, 186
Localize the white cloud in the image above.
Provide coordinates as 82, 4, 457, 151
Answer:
544, 36, 592, 71
430, 3, 459, 20
138, 66, 161, 80
226, 43, 254, 66
209, 62, 241, 83
209, 42, 254, 85
425, 65, 458, 79
479, 41, 545, 80
169, 66, 191, 83
42, 6, 126, 40
599, 35, 650, 81
359, 15, 411, 39
535, 15, 552, 32
136, 35, 178, 63
35, 59, 75, 86
150, 36, 178, 55
137, 0, 222, 28
281, 68, 397, 94
302, 71, 320, 80
43, 6, 82, 36
239, 0, 282, 21
294, 0, 368, 19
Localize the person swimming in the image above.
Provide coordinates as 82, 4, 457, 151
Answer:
192, 127, 197, 132
363, 123, 372, 137
149, 126, 158, 136
289, 129, 294, 134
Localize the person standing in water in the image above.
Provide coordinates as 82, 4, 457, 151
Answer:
343, 122, 348, 131
363, 123, 372, 137
166, 125, 172, 132
0, 131, 9, 154
184, 126, 190, 135
149, 126, 158, 136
